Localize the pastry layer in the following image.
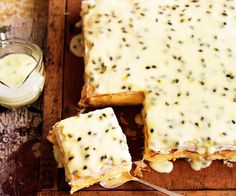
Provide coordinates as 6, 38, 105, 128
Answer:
80, 77, 144, 106
80, 0, 236, 172
48, 107, 132, 193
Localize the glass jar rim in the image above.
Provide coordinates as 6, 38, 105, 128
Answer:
0, 38, 43, 88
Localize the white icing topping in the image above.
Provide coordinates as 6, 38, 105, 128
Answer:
188, 158, 212, 171
150, 160, 173, 173
54, 107, 132, 178
82, 0, 236, 158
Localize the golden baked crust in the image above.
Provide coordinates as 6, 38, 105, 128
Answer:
79, 79, 144, 107
144, 148, 236, 162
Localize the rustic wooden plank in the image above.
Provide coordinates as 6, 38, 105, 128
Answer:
40, 0, 66, 191
38, 190, 236, 196
46, 0, 236, 193
0, 1, 47, 195
0, 0, 48, 45
183, 191, 236, 196
63, 0, 83, 118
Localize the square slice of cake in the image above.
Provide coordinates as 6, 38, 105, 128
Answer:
47, 107, 132, 193
79, 0, 236, 172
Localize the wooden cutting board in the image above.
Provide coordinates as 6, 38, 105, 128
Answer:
39, 0, 236, 195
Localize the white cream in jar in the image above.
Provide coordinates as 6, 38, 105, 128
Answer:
0, 53, 37, 86
0, 39, 45, 108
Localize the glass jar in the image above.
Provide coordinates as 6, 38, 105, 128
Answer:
0, 26, 45, 108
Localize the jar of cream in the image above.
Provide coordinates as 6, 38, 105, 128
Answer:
0, 26, 45, 108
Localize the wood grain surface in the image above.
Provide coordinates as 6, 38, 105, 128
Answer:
0, 0, 48, 46
0, 1, 47, 195
38, 190, 236, 196
39, 0, 66, 191
39, 0, 236, 195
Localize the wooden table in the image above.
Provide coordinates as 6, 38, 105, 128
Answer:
1, 0, 236, 195
0, 1, 47, 195
39, 0, 236, 195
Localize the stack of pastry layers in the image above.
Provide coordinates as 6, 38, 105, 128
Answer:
48, 108, 132, 193
80, 0, 236, 172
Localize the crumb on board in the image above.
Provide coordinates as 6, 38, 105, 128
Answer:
133, 160, 148, 178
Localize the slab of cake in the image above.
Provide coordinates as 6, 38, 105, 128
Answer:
48, 108, 133, 193
79, 0, 236, 171
48, 0, 236, 193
